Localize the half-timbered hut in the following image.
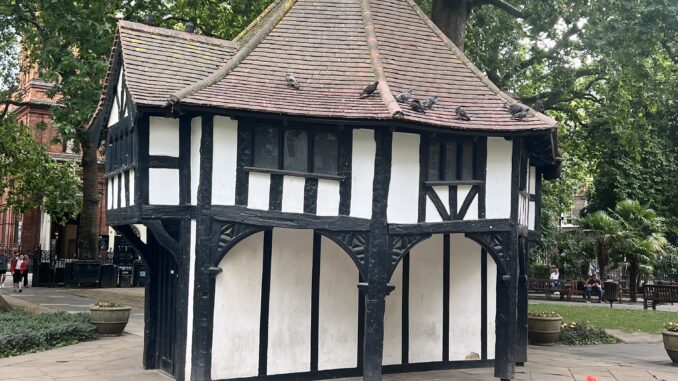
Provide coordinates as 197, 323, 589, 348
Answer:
90, 1, 560, 381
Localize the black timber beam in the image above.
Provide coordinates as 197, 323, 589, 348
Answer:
388, 219, 513, 235
209, 205, 371, 231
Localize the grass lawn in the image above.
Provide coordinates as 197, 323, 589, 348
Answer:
529, 304, 675, 334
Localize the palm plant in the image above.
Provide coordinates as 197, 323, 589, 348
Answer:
611, 200, 668, 301
577, 211, 620, 280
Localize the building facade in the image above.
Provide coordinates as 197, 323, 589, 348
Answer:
91, 1, 561, 380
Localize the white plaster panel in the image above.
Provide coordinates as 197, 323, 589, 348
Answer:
107, 97, 119, 127
529, 200, 536, 230
316, 180, 340, 216
149, 117, 180, 157
449, 234, 482, 361
185, 220, 196, 380
211, 116, 238, 205
106, 178, 113, 210
282, 176, 305, 214
318, 236, 358, 370
487, 253, 497, 360
529, 165, 536, 194
409, 235, 443, 363
190, 117, 202, 205
112, 175, 119, 209
383, 262, 403, 365
267, 229, 314, 375
247, 172, 271, 210
120, 172, 127, 208
387, 133, 420, 223
425, 186, 448, 223
485, 137, 512, 219
211, 232, 264, 380
350, 129, 375, 219
128, 169, 135, 206
148, 168, 180, 205
457, 185, 479, 220
117, 67, 124, 100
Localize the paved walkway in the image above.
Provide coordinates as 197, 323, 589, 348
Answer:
1, 285, 677, 380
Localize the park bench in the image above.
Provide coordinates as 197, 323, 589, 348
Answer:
528, 278, 569, 300
561, 280, 586, 301
643, 284, 678, 310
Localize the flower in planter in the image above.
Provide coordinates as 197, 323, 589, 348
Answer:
665, 322, 678, 332
528, 311, 561, 318
93, 302, 124, 308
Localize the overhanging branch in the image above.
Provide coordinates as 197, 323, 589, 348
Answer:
471, 0, 525, 19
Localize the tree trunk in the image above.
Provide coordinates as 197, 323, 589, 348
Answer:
628, 262, 638, 302
77, 139, 100, 260
432, 0, 470, 51
597, 243, 608, 280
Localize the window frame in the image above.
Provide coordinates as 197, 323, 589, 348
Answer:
426, 137, 482, 184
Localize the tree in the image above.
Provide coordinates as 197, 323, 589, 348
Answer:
611, 200, 668, 302
577, 211, 620, 281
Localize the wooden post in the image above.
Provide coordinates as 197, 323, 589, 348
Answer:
494, 232, 518, 381
516, 237, 528, 365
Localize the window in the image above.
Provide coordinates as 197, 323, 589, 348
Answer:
251, 125, 339, 176
428, 138, 479, 181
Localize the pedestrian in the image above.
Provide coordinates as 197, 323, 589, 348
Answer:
10, 254, 27, 293
22, 254, 29, 287
0, 250, 8, 288
549, 267, 560, 295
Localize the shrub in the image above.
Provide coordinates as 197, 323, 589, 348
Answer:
93, 301, 124, 308
557, 321, 616, 345
665, 322, 678, 332
528, 311, 561, 318
0, 312, 97, 358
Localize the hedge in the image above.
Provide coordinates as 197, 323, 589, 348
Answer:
0, 311, 97, 358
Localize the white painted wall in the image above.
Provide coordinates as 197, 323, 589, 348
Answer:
485, 137, 512, 219
128, 169, 135, 206
409, 235, 443, 363
108, 96, 119, 127
190, 117, 202, 205
211, 116, 238, 205
211, 232, 264, 380
318, 236, 358, 370
387, 132, 420, 223
350, 129, 375, 219
449, 234, 482, 361
148, 117, 180, 157
185, 220, 196, 381
112, 174, 119, 209
316, 180, 340, 216
425, 185, 449, 223
457, 185, 478, 220
529, 165, 536, 194
281, 176, 305, 214
106, 178, 113, 210
148, 168, 180, 205
529, 200, 536, 230
267, 228, 314, 375
120, 172, 127, 208
487, 253, 497, 360
383, 262, 403, 365
247, 172, 271, 210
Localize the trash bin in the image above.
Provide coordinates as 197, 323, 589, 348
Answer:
100, 264, 118, 288
118, 266, 133, 287
604, 281, 620, 307
133, 261, 147, 287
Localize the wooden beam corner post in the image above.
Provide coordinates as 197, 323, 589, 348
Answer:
495, 231, 518, 381
516, 236, 529, 365
362, 128, 392, 381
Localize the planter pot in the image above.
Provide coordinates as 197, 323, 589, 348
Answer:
662, 330, 678, 365
528, 316, 562, 346
89, 306, 131, 335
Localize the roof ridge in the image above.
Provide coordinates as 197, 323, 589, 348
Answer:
168, 0, 297, 105
361, 0, 403, 119
402, 0, 557, 128
117, 20, 235, 48
232, 0, 284, 45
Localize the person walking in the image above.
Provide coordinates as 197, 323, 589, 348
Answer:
10, 254, 27, 293
0, 250, 8, 288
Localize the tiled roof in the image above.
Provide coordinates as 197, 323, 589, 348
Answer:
94, 0, 558, 136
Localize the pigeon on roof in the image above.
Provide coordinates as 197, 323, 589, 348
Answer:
410, 99, 426, 113
511, 109, 529, 120
423, 96, 438, 109
534, 98, 545, 113
359, 81, 379, 98
285, 73, 300, 89
394, 89, 413, 103
505, 103, 526, 115
456, 106, 471, 121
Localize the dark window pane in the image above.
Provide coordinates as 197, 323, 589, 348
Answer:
313, 132, 338, 174
428, 141, 440, 180
253, 127, 278, 168
444, 142, 458, 180
461, 141, 474, 180
283, 129, 308, 172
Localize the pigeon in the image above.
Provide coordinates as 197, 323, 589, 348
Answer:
505, 103, 526, 115
359, 81, 379, 98
410, 99, 426, 113
511, 109, 529, 120
394, 89, 413, 103
534, 98, 545, 113
456, 106, 471, 121
285, 73, 300, 89
423, 96, 438, 109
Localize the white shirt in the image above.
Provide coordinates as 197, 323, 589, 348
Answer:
550, 271, 559, 281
